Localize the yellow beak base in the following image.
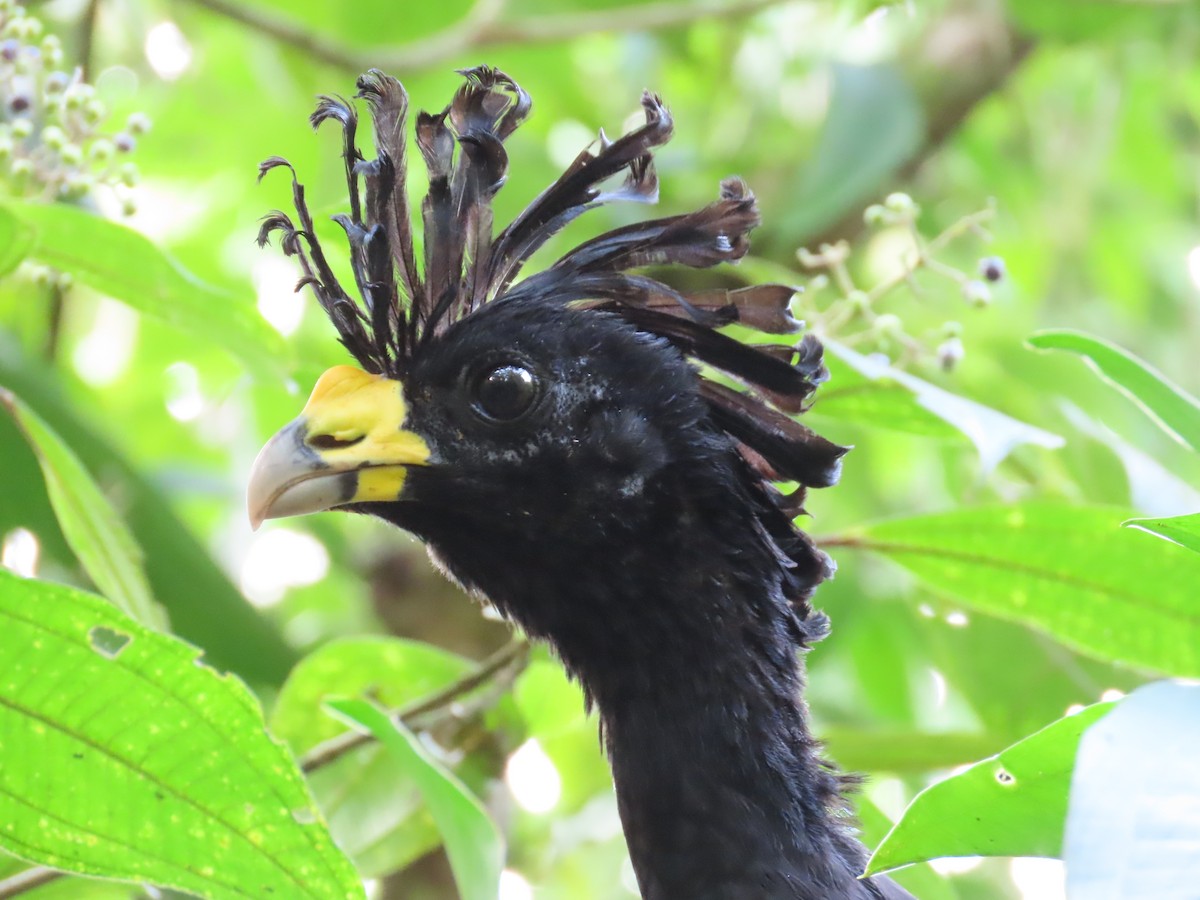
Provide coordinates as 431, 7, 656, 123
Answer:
247, 366, 431, 528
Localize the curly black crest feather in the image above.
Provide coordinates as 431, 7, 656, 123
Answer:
258, 66, 848, 507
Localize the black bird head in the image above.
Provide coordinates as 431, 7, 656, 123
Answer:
248, 66, 848, 666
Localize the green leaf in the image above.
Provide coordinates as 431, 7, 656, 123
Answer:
3, 201, 285, 377
867, 702, 1114, 874
1028, 329, 1200, 451
325, 699, 504, 900
781, 64, 924, 239
272, 637, 473, 753
826, 340, 1065, 469
845, 503, 1200, 677
0, 388, 165, 629
813, 353, 964, 440
0, 337, 296, 686
1066, 681, 1200, 896
0, 570, 363, 899
1124, 512, 1200, 555
271, 638, 474, 878
0, 204, 34, 276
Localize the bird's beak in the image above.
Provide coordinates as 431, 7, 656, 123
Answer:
247, 365, 431, 529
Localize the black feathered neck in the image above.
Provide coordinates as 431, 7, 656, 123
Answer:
258, 66, 848, 516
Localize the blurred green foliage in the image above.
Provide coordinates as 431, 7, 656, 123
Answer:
1, 0, 1199, 897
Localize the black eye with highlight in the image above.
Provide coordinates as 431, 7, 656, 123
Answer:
471, 363, 539, 422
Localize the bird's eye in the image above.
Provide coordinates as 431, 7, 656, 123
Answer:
471, 363, 539, 422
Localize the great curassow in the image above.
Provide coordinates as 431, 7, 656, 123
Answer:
247, 67, 914, 900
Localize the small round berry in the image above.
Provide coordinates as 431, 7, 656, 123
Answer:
10, 116, 32, 138
941, 320, 963, 338
937, 337, 964, 372
978, 255, 1006, 282
43, 70, 68, 94
126, 112, 151, 135
120, 196, 137, 217
61, 172, 91, 198
113, 132, 136, 153
83, 98, 106, 124
118, 161, 139, 187
962, 280, 992, 307
874, 312, 903, 337
0, 136, 11, 160
863, 204, 887, 227
9, 92, 31, 113
0, 37, 19, 61
10, 157, 33, 179
884, 192, 916, 215
847, 289, 871, 312
40, 125, 65, 149
59, 143, 82, 165
88, 138, 114, 163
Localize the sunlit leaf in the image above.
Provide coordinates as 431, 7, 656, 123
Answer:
0, 205, 33, 276
813, 353, 964, 440
272, 637, 472, 878
1123, 511, 1200, 555
826, 341, 1065, 469
0, 388, 165, 629
0, 570, 363, 900
1029, 329, 1200, 451
325, 698, 504, 900
0, 338, 296, 686
3, 201, 286, 377
1061, 401, 1200, 517
781, 64, 924, 239
1066, 681, 1200, 898
867, 703, 1113, 874
272, 636, 472, 753
843, 503, 1200, 677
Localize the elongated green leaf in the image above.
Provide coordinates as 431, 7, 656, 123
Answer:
844, 503, 1200, 676
0, 571, 363, 900
0, 337, 296, 686
271, 638, 472, 878
3, 201, 285, 376
813, 354, 964, 440
325, 699, 504, 900
1, 388, 165, 629
0, 204, 33, 276
1029, 329, 1200, 451
272, 637, 472, 753
1066, 681, 1200, 897
867, 703, 1113, 874
827, 341, 1065, 469
781, 64, 924, 238
1123, 511, 1200, 555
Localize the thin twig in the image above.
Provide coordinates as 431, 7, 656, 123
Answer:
77, 0, 102, 79
179, 0, 787, 73
300, 635, 531, 773
0, 866, 62, 898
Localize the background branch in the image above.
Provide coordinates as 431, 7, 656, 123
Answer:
180, 0, 787, 72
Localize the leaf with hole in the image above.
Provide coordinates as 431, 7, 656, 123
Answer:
0, 388, 165, 629
845, 503, 1200, 677
0, 570, 362, 899
867, 702, 1113, 874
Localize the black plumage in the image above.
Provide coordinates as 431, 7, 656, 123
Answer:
251, 67, 913, 900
